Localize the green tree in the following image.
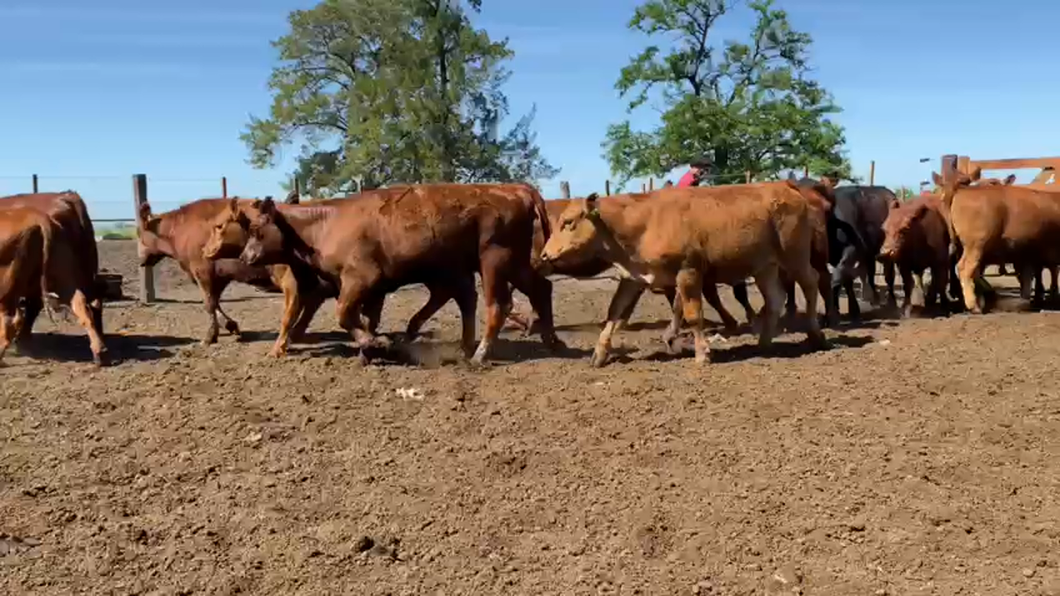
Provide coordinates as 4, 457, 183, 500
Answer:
603, 0, 854, 188
243, 0, 558, 195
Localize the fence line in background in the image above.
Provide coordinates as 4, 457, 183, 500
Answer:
7, 161, 882, 304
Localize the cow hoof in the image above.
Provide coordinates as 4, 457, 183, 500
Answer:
267, 347, 287, 358
589, 350, 609, 368
807, 333, 830, 350
200, 337, 218, 347
93, 350, 110, 367
224, 321, 241, 335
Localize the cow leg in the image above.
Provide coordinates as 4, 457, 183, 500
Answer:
883, 259, 898, 310
510, 267, 564, 352
862, 257, 880, 306
268, 272, 304, 358
789, 262, 827, 349
702, 282, 739, 333
0, 307, 20, 364
68, 291, 108, 366
210, 278, 241, 337
731, 282, 756, 327
753, 265, 785, 349
334, 272, 390, 364
195, 277, 224, 346
782, 276, 798, 331
1019, 264, 1037, 303
15, 294, 42, 347
591, 278, 646, 368
899, 266, 916, 319
832, 246, 860, 320
957, 247, 986, 314
998, 263, 1008, 276
288, 288, 328, 343
929, 263, 949, 314
449, 275, 478, 358
472, 249, 515, 366
676, 269, 710, 364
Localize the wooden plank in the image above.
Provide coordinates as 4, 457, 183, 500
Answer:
1030, 167, 1055, 185
132, 173, 155, 304
967, 157, 1060, 171
559, 181, 570, 199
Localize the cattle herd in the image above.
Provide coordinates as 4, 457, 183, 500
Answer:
1, 166, 1057, 368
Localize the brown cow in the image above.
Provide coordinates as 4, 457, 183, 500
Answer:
933, 167, 1060, 312
0, 191, 103, 345
879, 195, 954, 317
136, 197, 312, 345
202, 198, 528, 357
528, 197, 758, 335
232, 184, 561, 364
0, 206, 107, 365
539, 183, 828, 367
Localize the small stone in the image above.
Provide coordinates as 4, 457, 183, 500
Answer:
1022, 568, 1036, 578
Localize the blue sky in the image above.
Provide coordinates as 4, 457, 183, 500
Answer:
1, 0, 1056, 220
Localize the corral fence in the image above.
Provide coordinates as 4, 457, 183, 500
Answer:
941, 153, 1060, 189
3, 161, 884, 305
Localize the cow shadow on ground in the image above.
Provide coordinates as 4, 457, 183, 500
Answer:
12, 332, 195, 365
635, 333, 875, 365
286, 332, 594, 367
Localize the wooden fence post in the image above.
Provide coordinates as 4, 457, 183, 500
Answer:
559, 181, 570, 199
293, 177, 301, 198
641, 182, 646, 193
31, 174, 38, 193
869, 161, 876, 186
956, 155, 970, 175
803, 166, 809, 178
745, 171, 751, 183
648, 177, 654, 191
604, 180, 611, 196
132, 174, 155, 304
221, 176, 228, 198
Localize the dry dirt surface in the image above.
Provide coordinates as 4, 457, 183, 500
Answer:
3, 240, 1060, 595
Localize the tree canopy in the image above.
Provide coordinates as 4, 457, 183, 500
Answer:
603, 0, 854, 188
243, 0, 558, 194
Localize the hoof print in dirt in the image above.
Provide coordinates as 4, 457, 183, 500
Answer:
353, 535, 400, 561
0, 534, 41, 556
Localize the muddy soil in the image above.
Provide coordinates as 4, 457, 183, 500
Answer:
3, 240, 1060, 595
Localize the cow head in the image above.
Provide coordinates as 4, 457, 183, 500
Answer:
239, 197, 286, 266
880, 199, 930, 261
540, 193, 606, 266
202, 199, 251, 260
135, 201, 171, 267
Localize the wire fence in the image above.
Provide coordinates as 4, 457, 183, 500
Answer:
0, 167, 828, 235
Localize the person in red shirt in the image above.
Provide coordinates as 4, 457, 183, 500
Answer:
675, 156, 713, 188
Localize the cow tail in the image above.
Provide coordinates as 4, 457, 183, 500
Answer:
529, 186, 551, 242
37, 219, 63, 323
940, 191, 960, 258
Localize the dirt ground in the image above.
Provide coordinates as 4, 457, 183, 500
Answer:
3, 240, 1060, 595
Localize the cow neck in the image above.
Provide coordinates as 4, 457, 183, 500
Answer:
592, 198, 654, 279
274, 205, 333, 267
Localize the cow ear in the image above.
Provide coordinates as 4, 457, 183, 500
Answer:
931, 172, 944, 187
889, 198, 901, 210
259, 197, 277, 216
818, 176, 835, 190
911, 202, 930, 220
584, 193, 600, 219
1004, 174, 1017, 185
969, 166, 982, 181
